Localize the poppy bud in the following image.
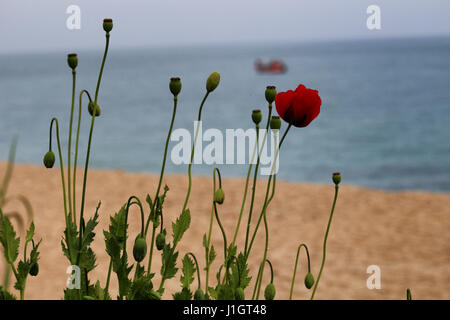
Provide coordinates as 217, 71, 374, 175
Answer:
103, 18, 113, 33
206, 72, 220, 92
235, 287, 245, 300
194, 289, 205, 300
264, 283, 276, 300
29, 262, 39, 276
332, 172, 341, 185
43, 151, 55, 168
88, 101, 101, 117
304, 272, 314, 289
270, 116, 281, 130
214, 188, 225, 205
67, 53, 78, 70
156, 232, 165, 251
133, 235, 147, 263
265, 85, 277, 104
170, 77, 182, 96
252, 109, 262, 125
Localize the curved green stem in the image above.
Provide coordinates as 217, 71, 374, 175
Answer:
310, 184, 340, 300
187, 252, 202, 290
245, 124, 291, 260
252, 259, 273, 300
230, 124, 259, 246
67, 70, 76, 221
244, 104, 272, 255
144, 95, 178, 236
72, 89, 92, 224
76, 34, 110, 265
182, 92, 210, 213
289, 243, 311, 300
214, 202, 227, 260
50, 118, 69, 228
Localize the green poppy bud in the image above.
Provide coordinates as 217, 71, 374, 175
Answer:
235, 287, 245, 300
169, 77, 182, 96
133, 235, 147, 263
332, 172, 341, 185
214, 188, 225, 205
264, 283, 276, 300
103, 18, 113, 33
43, 151, 55, 168
206, 72, 221, 92
156, 232, 165, 251
88, 101, 101, 117
29, 262, 39, 276
270, 116, 281, 130
194, 289, 205, 300
67, 53, 78, 70
304, 272, 314, 289
265, 85, 277, 104
252, 109, 262, 125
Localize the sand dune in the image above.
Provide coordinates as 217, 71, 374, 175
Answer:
0, 162, 449, 299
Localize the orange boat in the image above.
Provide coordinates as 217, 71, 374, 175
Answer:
254, 59, 287, 74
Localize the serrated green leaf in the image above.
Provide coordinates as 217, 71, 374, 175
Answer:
209, 244, 216, 266
173, 287, 192, 300
0, 286, 16, 300
180, 254, 195, 288
172, 209, 190, 246
14, 260, 29, 291
161, 244, 178, 281
231, 252, 252, 289
25, 222, 35, 243
0, 210, 19, 264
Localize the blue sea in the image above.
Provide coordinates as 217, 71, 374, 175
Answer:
0, 37, 449, 192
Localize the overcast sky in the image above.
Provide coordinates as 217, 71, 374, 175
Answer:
0, 0, 449, 53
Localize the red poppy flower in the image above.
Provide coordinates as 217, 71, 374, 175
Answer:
274, 84, 322, 127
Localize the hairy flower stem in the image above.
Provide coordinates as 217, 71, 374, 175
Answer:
147, 224, 157, 275
289, 243, 311, 300
182, 92, 210, 213
252, 259, 273, 300
145, 96, 179, 275
67, 70, 76, 222
244, 104, 272, 255
245, 123, 291, 261
254, 129, 281, 300
72, 90, 92, 223
49, 118, 69, 230
76, 33, 110, 266
310, 184, 339, 300
187, 252, 202, 290
230, 123, 259, 246
205, 168, 221, 294
144, 96, 178, 235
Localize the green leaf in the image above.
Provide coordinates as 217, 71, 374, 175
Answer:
80, 210, 99, 251
180, 254, 195, 288
160, 244, 178, 281
173, 287, 192, 300
61, 212, 78, 264
14, 260, 29, 291
0, 286, 16, 300
231, 252, 251, 289
209, 244, 216, 266
217, 284, 234, 300
0, 210, 19, 264
172, 209, 190, 246
128, 274, 158, 300
25, 222, 35, 243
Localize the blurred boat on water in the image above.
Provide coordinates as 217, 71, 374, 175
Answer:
254, 58, 287, 74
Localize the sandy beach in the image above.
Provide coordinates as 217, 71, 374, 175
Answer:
0, 162, 449, 300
